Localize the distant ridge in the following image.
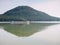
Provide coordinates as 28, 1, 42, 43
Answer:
0, 6, 60, 21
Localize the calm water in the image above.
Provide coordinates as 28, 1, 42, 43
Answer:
0, 23, 60, 45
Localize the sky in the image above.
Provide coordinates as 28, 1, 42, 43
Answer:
0, 0, 60, 17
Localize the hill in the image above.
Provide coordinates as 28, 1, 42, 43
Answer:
0, 6, 60, 21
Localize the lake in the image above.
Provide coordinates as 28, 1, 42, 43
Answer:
0, 23, 60, 45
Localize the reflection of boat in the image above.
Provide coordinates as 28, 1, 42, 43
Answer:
11, 21, 30, 25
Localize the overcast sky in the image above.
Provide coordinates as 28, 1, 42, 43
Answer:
0, 0, 60, 17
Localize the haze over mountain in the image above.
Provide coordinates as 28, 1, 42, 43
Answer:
0, 6, 60, 21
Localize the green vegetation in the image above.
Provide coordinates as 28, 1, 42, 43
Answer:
0, 6, 60, 21
0, 23, 55, 37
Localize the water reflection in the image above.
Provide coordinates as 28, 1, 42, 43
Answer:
0, 24, 60, 45
29, 24, 60, 42
0, 23, 55, 37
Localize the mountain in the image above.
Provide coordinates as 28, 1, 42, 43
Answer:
0, 14, 2, 15
0, 6, 60, 21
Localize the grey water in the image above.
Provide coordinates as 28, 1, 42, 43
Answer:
0, 24, 60, 45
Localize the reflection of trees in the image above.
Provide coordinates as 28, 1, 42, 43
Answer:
0, 23, 56, 37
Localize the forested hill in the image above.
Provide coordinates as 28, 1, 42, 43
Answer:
0, 6, 60, 21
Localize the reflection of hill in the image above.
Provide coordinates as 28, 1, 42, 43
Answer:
0, 23, 56, 37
